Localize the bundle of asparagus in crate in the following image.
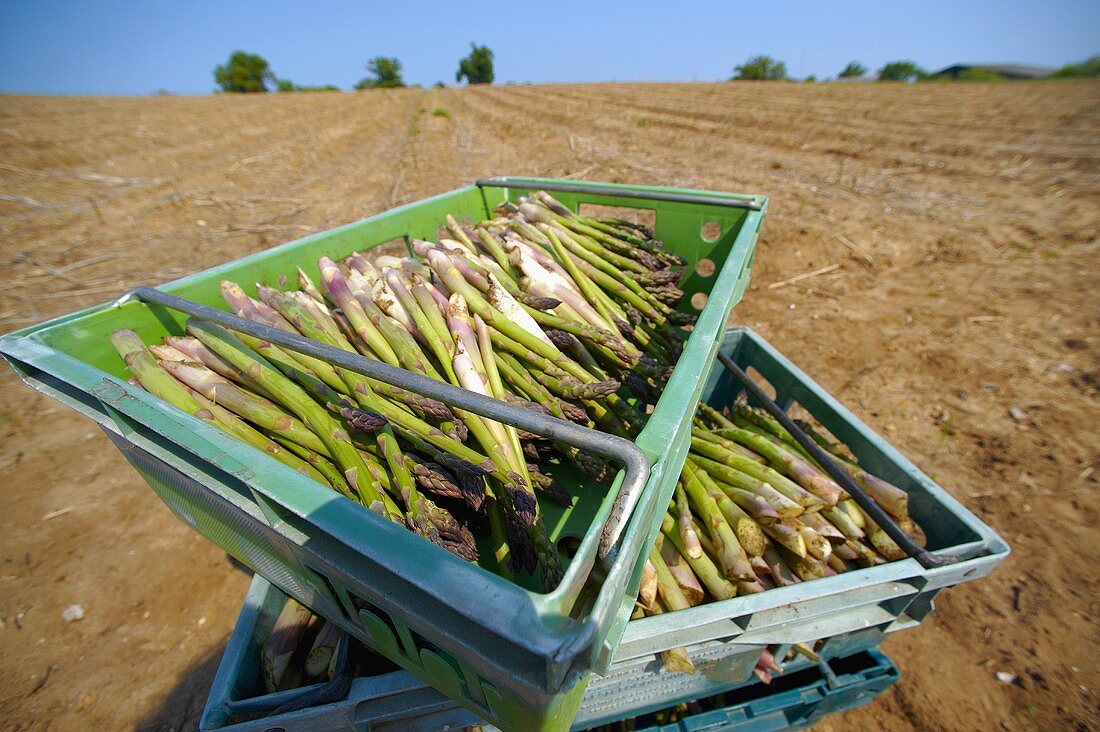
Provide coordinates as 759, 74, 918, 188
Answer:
631, 401, 926, 673
110, 187, 926, 605
111, 192, 691, 589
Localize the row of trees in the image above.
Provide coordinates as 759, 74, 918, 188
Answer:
215, 48, 1097, 92
213, 45, 494, 93
733, 54, 1100, 82
1050, 55, 1100, 78
733, 56, 931, 82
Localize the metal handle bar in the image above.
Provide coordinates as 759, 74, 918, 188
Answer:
716, 350, 951, 569
476, 177, 764, 211
128, 286, 650, 563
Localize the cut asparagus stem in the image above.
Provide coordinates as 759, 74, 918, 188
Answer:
693, 428, 766, 462
691, 465, 767, 557
732, 404, 814, 462
186, 320, 403, 523
794, 520, 833, 562
661, 646, 696, 675
159, 359, 330, 456
639, 559, 658, 610
799, 511, 849, 545
262, 597, 315, 694
112, 330, 331, 487
793, 419, 858, 463
649, 544, 692, 612
681, 465, 755, 582
821, 505, 866, 541
304, 620, 342, 678
661, 514, 736, 601
715, 428, 845, 507
674, 484, 704, 559
776, 544, 827, 581
761, 520, 808, 558
762, 545, 801, 587
688, 453, 804, 518
690, 434, 823, 511
657, 533, 705, 606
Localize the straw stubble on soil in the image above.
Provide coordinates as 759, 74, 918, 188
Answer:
0, 81, 1096, 731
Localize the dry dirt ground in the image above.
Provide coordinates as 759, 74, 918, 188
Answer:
0, 81, 1096, 731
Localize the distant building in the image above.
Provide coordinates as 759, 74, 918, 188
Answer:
833, 73, 878, 83
934, 63, 1054, 80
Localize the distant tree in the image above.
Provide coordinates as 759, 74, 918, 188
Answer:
214, 51, 275, 93
433, 81, 446, 88
732, 55, 787, 81
878, 60, 927, 82
838, 61, 867, 78
804, 75, 818, 83
356, 56, 406, 90
277, 79, 339, 92
958, 67, 1003, 82
1050, 55, 1100, 78
456, 44, 494, 85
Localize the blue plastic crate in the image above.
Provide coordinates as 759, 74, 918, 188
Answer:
627, 648, 898, 732
194, 324, 1005, 731
202, 575, 898, 732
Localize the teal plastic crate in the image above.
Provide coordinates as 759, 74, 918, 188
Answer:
200, 574, 898, 732
594, 327, 1008, 714
625, 648, 898, 732
200, 326, 1006, 732
0, 179, 766, 732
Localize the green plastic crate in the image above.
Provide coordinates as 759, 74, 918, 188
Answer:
0, 178, 766, 732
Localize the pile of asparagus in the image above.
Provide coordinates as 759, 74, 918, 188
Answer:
259, 598, 397, 695
632, 401, 926, 670
111, 192, 691, 589
261, 597, 343, 694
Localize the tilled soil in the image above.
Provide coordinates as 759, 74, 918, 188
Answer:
0, 81, 1096, 731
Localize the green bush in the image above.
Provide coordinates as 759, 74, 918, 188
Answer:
277, 79, 339, 93
838, 61, 866, 78
214, 51, 275, 93
1051, 55, 1100, 78
731, 55, 787, 80
958, 67, 1003, 81
356, 57, 406, 90
456, 44, 494, 85
878, 61, 927, 82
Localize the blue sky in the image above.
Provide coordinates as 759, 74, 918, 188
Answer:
0, 0, 1096, 94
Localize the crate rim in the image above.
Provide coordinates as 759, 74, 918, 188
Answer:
0, 179, 767, 343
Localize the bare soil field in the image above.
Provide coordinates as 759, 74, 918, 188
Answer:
0, 81, 1096, 731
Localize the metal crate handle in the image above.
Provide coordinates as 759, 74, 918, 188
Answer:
716, 350, 951, 569
476, 177, 765, 211
128, 286, 650, 564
